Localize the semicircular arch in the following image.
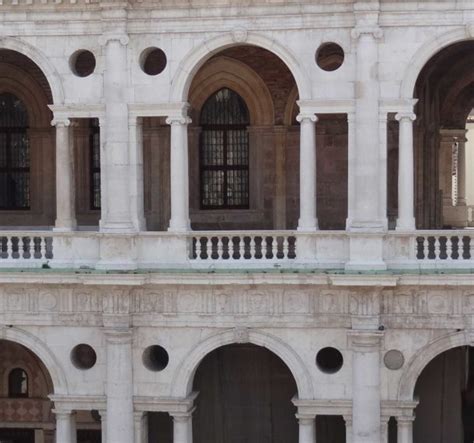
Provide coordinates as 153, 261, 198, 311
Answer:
1, 327, 69, 395
400, 27, 474, 99
171, 31, 311, 103
398, 331, 473, 401
0, 36, 64, 104
170, 329, 314, 400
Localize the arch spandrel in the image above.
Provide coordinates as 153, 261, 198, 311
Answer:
400, 27, 474, 99
0, 327, 69, 395
170, 329, 314, 400
397, 330, 474, 401
170, 31, 311, 103
0, 36, 64, 104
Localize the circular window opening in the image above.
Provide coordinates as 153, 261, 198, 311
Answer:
140, 48, 167, 76
316, 347, 343, 374
71, 344, 97, 370
70, 50, 96, 77
143, 345, 169, 371
384, 349, 405, 370
316, 43, 345, 72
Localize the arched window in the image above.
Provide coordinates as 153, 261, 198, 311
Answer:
0, 93, 30, 210
200, 88, 250, 209
8, 368, 28, 398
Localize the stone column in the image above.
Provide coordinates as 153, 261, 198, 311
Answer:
134, 411, 148, 443
296, 415, 316, 443
344, 415, 352, 443
54, 410, 76, 443
296, 110, 318, 231
346, 112, 356, 228
348, 331, 383, 443
100, 31, 134, 232
273, 126, 288, 229
105, 329, 134, 443
397, 416, 414, 443
395, 112, 417, 230
380, 415, 389, 443
129, 116, 146, 231
172, 411, 193, 443
166, 112, 191, 232
52, 118, 77, 231
348, 25, 385, 230
99, 409, 107, 443
456, 132, 468, 207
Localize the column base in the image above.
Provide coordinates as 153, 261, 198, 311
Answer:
395, 217, 416, 231
168, 219, 191, 233
53, 221, 77, 232
99, 220, 137, 233
297, 218, 319, 232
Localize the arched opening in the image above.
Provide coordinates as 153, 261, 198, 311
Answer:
191, 343, 298, 442
402, 40, 474, 229
144, 45, 348, 233
413, 346, 474, 442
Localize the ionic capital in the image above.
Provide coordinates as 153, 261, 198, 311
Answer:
395, 112, 416, 122
99, 33, 129, 47
166, 115, 192, 126
296, 113, 318, 123
351, 26, 383, 40
103, 328, 133, 345
51, 117, 71, 128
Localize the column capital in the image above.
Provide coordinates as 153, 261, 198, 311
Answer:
166, 115, 192, 126
295, 413, 315, 425
171, 407, 196, 422
52, 409, 74, 417
347, 330, 383, 350
296, 113, 318, 123
103, 328, 133, 344
343, 414, 352, 424
397, 415, 415, 424
351, 26, 383, 40
51, 117, 71, 128
395, 112, 416, 122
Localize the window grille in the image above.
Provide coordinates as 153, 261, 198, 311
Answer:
89, 118, 101, 210
0, 93, 30, 210
8, 368, 28, 398
199, 88, 250, 209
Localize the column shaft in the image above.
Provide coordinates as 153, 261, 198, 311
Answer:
298, 417, 315, 443
54, 120, 76, 231
344, 415, 352, 443
101, 35, 134, 231
105, 330, 134, 443
346, 113, 356, 228
397, 418, 414, 443
396, 113, 416, 230
54, 411, 76, 443
297, 113, 318, 231
349, 331, 383, 443
129, 117, 146, 231
173, 414, 193, 443
167, 116, 191, 232
457, 135, 467, 206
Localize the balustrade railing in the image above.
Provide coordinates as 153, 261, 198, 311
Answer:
414, 231, 474, 261
191, 231, 297, 261
0, 232, 53, 266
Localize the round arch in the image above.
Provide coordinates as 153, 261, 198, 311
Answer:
170, 31, 311, 103
0, 327, 69, 395
170, 329, 314, 399
400, 27, 474, 99
398, 330, 474, 401
0, 36, 65, 104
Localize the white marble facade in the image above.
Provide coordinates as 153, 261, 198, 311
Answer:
0, 1, 474, 442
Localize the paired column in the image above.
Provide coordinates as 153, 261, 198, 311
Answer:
104, 329, 134, 443
348, 331, 383, 443
52, 117, 77, 231
172, 411, 194, 443
167, 112, 192, 232
54, 410, 77, 443
395, 112, 416, 230
296, 414, 316, 443
296, 110, 318, 231
100, 32, 135, 232
348, 26, 385, 230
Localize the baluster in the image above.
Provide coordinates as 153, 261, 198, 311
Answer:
434, 237, 441, 260
217, 237, 224, 260
7, 237, 13, 260
237, 237, 244, 260
195, 237, 202, 260
262, 236, 269, 260
40, 237, 47, 260
470, 236, 474, 261
423, 237, 428, 259
25, 237, 33, 260
250, 237, 256, 259
283, 237, 289, 259
446, 237, 453, 260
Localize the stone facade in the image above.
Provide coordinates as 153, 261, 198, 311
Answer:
0, 1, 474, 443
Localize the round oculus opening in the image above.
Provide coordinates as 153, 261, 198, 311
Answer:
384, 349, 405, 370
140, 47, 167, 76
143, 345, 169, 371
316, 43, 345, 72
70, 50, 96, 77
71, 344, 97, 370
316, 347, 344, 374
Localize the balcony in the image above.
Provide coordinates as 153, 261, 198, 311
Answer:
2, 229, 474, 271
